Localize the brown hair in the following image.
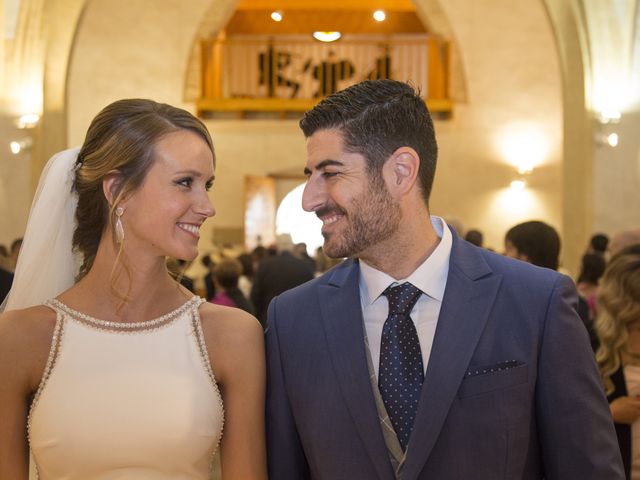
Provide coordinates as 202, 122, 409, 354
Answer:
73, 99, 214, 280
300, 79, 437, 205
595, 244, 640, 394
214, 258, 243, 290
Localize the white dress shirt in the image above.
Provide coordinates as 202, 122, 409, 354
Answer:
359, 216, 452, 379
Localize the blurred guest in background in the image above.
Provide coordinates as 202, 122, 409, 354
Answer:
577, 253, 606, 322
251, 234, 314, 327
596, 245, 640, 480
201, 254, 216, 300
252, 245, 267, 269
505, 220, 596, 348
237, 253, 255, 299
504, 220, 560, 270
211, 258, 255, 315
464, 229, 484, 248
588, 233, 609, 257
610, 229, 640, 257
294, 242, 316, 273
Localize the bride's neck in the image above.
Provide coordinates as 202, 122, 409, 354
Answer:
68, 236, 185, 320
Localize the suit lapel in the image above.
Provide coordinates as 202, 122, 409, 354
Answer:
402, 237, 503, 480
318, 260, 395, 480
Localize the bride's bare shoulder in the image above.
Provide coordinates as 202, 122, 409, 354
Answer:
0, 305, 58, 362
198, 301, 263, 342
197, 301, 264, 385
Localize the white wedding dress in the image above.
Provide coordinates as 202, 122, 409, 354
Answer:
28, 296, 224, 480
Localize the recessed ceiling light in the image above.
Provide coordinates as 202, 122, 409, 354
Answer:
312, 31, 342, 42
373, 10, 386, 22
271, 10, 283, 22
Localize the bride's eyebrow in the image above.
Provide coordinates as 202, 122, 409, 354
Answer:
173, 169, 214, 180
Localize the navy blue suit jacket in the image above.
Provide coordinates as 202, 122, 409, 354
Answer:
266, 233, 624, 479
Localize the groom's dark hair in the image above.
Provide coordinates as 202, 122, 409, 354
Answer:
300, 79, 438, 206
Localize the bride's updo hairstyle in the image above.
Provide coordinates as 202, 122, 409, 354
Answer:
73, 99, 214, 280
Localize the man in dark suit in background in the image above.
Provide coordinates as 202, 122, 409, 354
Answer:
265, 80, 623, 479
251, 233, 314, 327
504, 220, 597, 350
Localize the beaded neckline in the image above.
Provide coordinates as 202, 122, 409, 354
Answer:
45, 296, 201, 330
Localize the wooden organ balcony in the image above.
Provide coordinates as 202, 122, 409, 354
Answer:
197, 34, 452, 117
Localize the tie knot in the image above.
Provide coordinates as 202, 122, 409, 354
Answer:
383, 282, 422, 315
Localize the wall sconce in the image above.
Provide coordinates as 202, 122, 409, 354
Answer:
270, 10, 283, 22
596, 110, 621, 125
499, 129, 546, 175
16, 113, 40, 129
9, 138, 33, 154
594, 110, 621, 147
595, 132, 619, 147
510, 178, 527, 191
498, 129, 547, 191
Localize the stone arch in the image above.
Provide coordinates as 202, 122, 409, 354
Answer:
184, 0, 239, 102
63, 0, 236, 146
412, 0, 469, 102
34, 0, 88, 183
539, 0, 592, 275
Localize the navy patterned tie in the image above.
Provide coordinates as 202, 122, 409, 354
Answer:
379, 282, 424, 451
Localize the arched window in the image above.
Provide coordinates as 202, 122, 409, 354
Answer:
275, 183, 323, 255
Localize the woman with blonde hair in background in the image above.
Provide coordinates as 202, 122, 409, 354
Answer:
0, 99, 266, 480
596, 244, 640, 480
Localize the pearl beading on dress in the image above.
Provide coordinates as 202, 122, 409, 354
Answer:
46, 296, 201, 332
190, 304, 226, 468
27, 309, 65, 479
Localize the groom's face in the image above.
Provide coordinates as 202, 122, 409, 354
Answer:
302, 128, 401, 259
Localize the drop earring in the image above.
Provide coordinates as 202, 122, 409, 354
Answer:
115, 206, 124, 244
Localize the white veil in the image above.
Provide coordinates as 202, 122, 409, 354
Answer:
2, 147, 82, 311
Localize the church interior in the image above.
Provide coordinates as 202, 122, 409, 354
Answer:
1, 0, 639, 278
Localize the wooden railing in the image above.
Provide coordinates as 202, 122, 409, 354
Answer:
198, 34, 451, 115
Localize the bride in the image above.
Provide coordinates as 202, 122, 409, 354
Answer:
0, 99, 266, 479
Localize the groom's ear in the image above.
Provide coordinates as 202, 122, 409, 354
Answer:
102, 170, 125, 207
383, 146, 420, 199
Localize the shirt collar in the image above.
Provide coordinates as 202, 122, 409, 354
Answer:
359, 216, 452, 305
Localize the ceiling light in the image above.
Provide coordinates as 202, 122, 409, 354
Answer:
312, 31, 341, 43
270, 10, 283, 22
373, 10, 386, 22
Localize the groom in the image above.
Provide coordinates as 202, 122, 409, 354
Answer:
265, 79, 623, 479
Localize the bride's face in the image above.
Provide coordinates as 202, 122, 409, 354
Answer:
119, 129, 215, 261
